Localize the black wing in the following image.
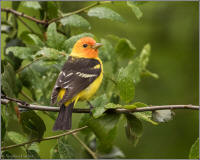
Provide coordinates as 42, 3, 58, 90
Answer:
51, 56, 101, 105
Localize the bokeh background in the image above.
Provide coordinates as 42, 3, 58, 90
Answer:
1, 1, 199, 159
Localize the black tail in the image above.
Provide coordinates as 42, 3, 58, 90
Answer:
53, 102, 74, 131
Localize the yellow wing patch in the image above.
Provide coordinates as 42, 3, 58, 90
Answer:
93, 64, 100, 69
57, 88, 80, 107
57, 89, 66, 101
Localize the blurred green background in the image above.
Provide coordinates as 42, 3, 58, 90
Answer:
1, 1, 199, 159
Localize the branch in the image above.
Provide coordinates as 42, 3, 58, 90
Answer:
1, 126, 88, 151
1, 95, 199, 114
1, 8, 47, 24
1, 1, 111, 26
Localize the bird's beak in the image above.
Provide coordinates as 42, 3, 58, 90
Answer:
92, 43, 103, 49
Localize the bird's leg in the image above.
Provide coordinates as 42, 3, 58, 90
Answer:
87, 101, 94, 115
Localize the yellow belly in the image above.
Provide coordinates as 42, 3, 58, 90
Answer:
79, 71, 103, 100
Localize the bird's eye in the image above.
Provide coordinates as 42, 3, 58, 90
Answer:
83, 44, 88, 48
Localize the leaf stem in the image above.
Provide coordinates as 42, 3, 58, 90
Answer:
48, 2, 99, 24
16, 16, 37, 35
72, 133, 97, 159
1, 126, 88, 151
20, 90, 34, 102
16, 56, 46, 73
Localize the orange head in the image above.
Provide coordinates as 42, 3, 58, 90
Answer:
71, 37, 102, 58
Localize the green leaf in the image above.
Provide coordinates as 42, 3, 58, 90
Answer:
152, 110, 174, 123
92, 107, 106, 119
134, 112, 158, 125
1, 63, 16, 97
124, 58, 142, 83
127, 1, 143, 20
87, 113, 120, 152
1, 22, 14, 34
88, 7, 125, 22
109, 93, 120, 105
124, 102, 153, 123
60, 14, 90, 29
18, 64, 40, 89
18, 60, 60, 103
28, 34, 45, 48
40, 1, 59, 19
22, 1, 41, 10
141, 69, 159, 79
115, 38, 136, 58
139, 43, 151, 69
91, 94, 109, 118
117, 69, 135, 103
78, 114, 93, 135
58, 136, 75, 159
189, 138, 199, 159
28, 142, 40, 153
1, 77, 14, 98
123, 104, 137, 109
46, 23, 66, 50
122, 43, 152, 84
26, 150, 40, 159
50, 144, 60, 159
19, 31, 34, 45
47, 2, 59, 19
125, 114, 143, 146
105, 103, 122, 109
7, 131, 28, 144
6, 47, 35, 60
99, 38, 113, 62
6, 14, 17, 33
62, 32, 94, 53
1, 151, 14, 159
1, 115, 6, 141
21, 110, 46, 139
98, 146, 125, 159
133, 102, 148, 108
34, 47, 66, 60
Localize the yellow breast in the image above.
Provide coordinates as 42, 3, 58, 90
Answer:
79, 57, 103, 100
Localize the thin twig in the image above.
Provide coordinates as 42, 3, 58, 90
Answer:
20, 90, 34, 102
1, 126, 88, 151
48, 2, 99, 24
1, 96, 199, 114
72, 133, 97, 159
16, 16, 37, 34
16, 56, 46, 73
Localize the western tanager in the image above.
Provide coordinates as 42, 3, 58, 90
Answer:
51, 37, 103, 130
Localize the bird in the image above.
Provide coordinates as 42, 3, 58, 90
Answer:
51, 37, 103, 130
